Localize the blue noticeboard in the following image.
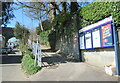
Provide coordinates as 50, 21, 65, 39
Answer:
79, 16, 114, 49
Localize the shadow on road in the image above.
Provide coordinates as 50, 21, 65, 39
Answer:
1, 55, 22, 64
9, 50, 19, 54
42, 53, 79, 68
42, 49, 57, 52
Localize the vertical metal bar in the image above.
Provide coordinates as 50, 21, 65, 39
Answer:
78, 32, 82, 62
34, 43, 37, 67
112, 20, 120, 75
91, 31, 93, 49
38, 45, 42, 67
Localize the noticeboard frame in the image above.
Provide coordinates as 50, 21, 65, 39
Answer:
79, 20, 114, 50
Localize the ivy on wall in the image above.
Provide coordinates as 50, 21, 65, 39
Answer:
80, 2, 120, 28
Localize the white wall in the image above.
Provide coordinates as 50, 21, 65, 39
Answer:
82, 48, 115, 69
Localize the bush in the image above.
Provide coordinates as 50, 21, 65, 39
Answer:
19, 42, 31, 55
21, 47, 41, 75
40, 30, 51, 46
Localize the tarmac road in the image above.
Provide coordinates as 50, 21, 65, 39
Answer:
0, 49, 30, 81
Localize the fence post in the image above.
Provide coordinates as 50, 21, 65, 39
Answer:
112, 21, 120, 75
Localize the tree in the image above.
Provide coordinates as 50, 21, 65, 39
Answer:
70, 2, 79, 14
15, 1, 90, 50
14, 22, 30, 45
2, 2, 14, 26
36, 19, 52, 35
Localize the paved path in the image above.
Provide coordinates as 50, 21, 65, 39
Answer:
28, 45, 119, 81
29, 62, 118, 81
0, 49, 30, 81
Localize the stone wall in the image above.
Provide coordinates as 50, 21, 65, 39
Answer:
55, 33, 80, 60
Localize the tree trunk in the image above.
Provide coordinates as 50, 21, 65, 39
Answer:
62, 2, 67, 13
70, 2, 79, 14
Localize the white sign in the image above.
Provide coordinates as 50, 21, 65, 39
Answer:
92, 28, 101, 48
80, 34, 85, 49
85, 31, 92, 49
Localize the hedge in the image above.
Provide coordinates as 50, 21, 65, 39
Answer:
80, 2, 120, 28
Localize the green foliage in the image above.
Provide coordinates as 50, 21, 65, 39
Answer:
40, 30, 51, 46
21, 45, 41, 75
53, 13, 73, 28
80, 2, 120, 28
19, 42, 30, 54
14, 22, 30, 45
52, 12, 78, 40
36, 20, 52, 35
14, 22, 23, 39
21, 52, 41, 75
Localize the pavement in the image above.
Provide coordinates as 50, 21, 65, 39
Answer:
29, 62, 118, 81
0, 46, 119, 81
28, 45, 119, 81
0, 49, 30, 81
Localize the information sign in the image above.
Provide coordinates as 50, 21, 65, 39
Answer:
101, 24, 113, 46
85, 31, 92, 49
80, 34, 85, 49
92, 28, 101, 48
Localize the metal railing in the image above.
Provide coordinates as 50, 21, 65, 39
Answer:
28, 39, 42, 67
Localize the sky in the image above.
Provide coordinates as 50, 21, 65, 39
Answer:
7, 4, 39, 29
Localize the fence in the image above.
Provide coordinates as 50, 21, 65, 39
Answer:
28, 39, 42, 67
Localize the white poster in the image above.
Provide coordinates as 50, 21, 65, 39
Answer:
80, 34, 85, 49
85, 31, 92, 49
92, 28, 101, 48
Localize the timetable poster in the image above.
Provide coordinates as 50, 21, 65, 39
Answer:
85, 31, 92, 49
101, 24, 113, 47
80, 34, 85, 49
92, 28, 101, 48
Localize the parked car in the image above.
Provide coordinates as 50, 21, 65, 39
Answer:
0, 47, 12, 54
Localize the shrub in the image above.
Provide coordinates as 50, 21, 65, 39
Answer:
21, 48, 41, 75
19, 43, 31, 55
40, 30, 51, 46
